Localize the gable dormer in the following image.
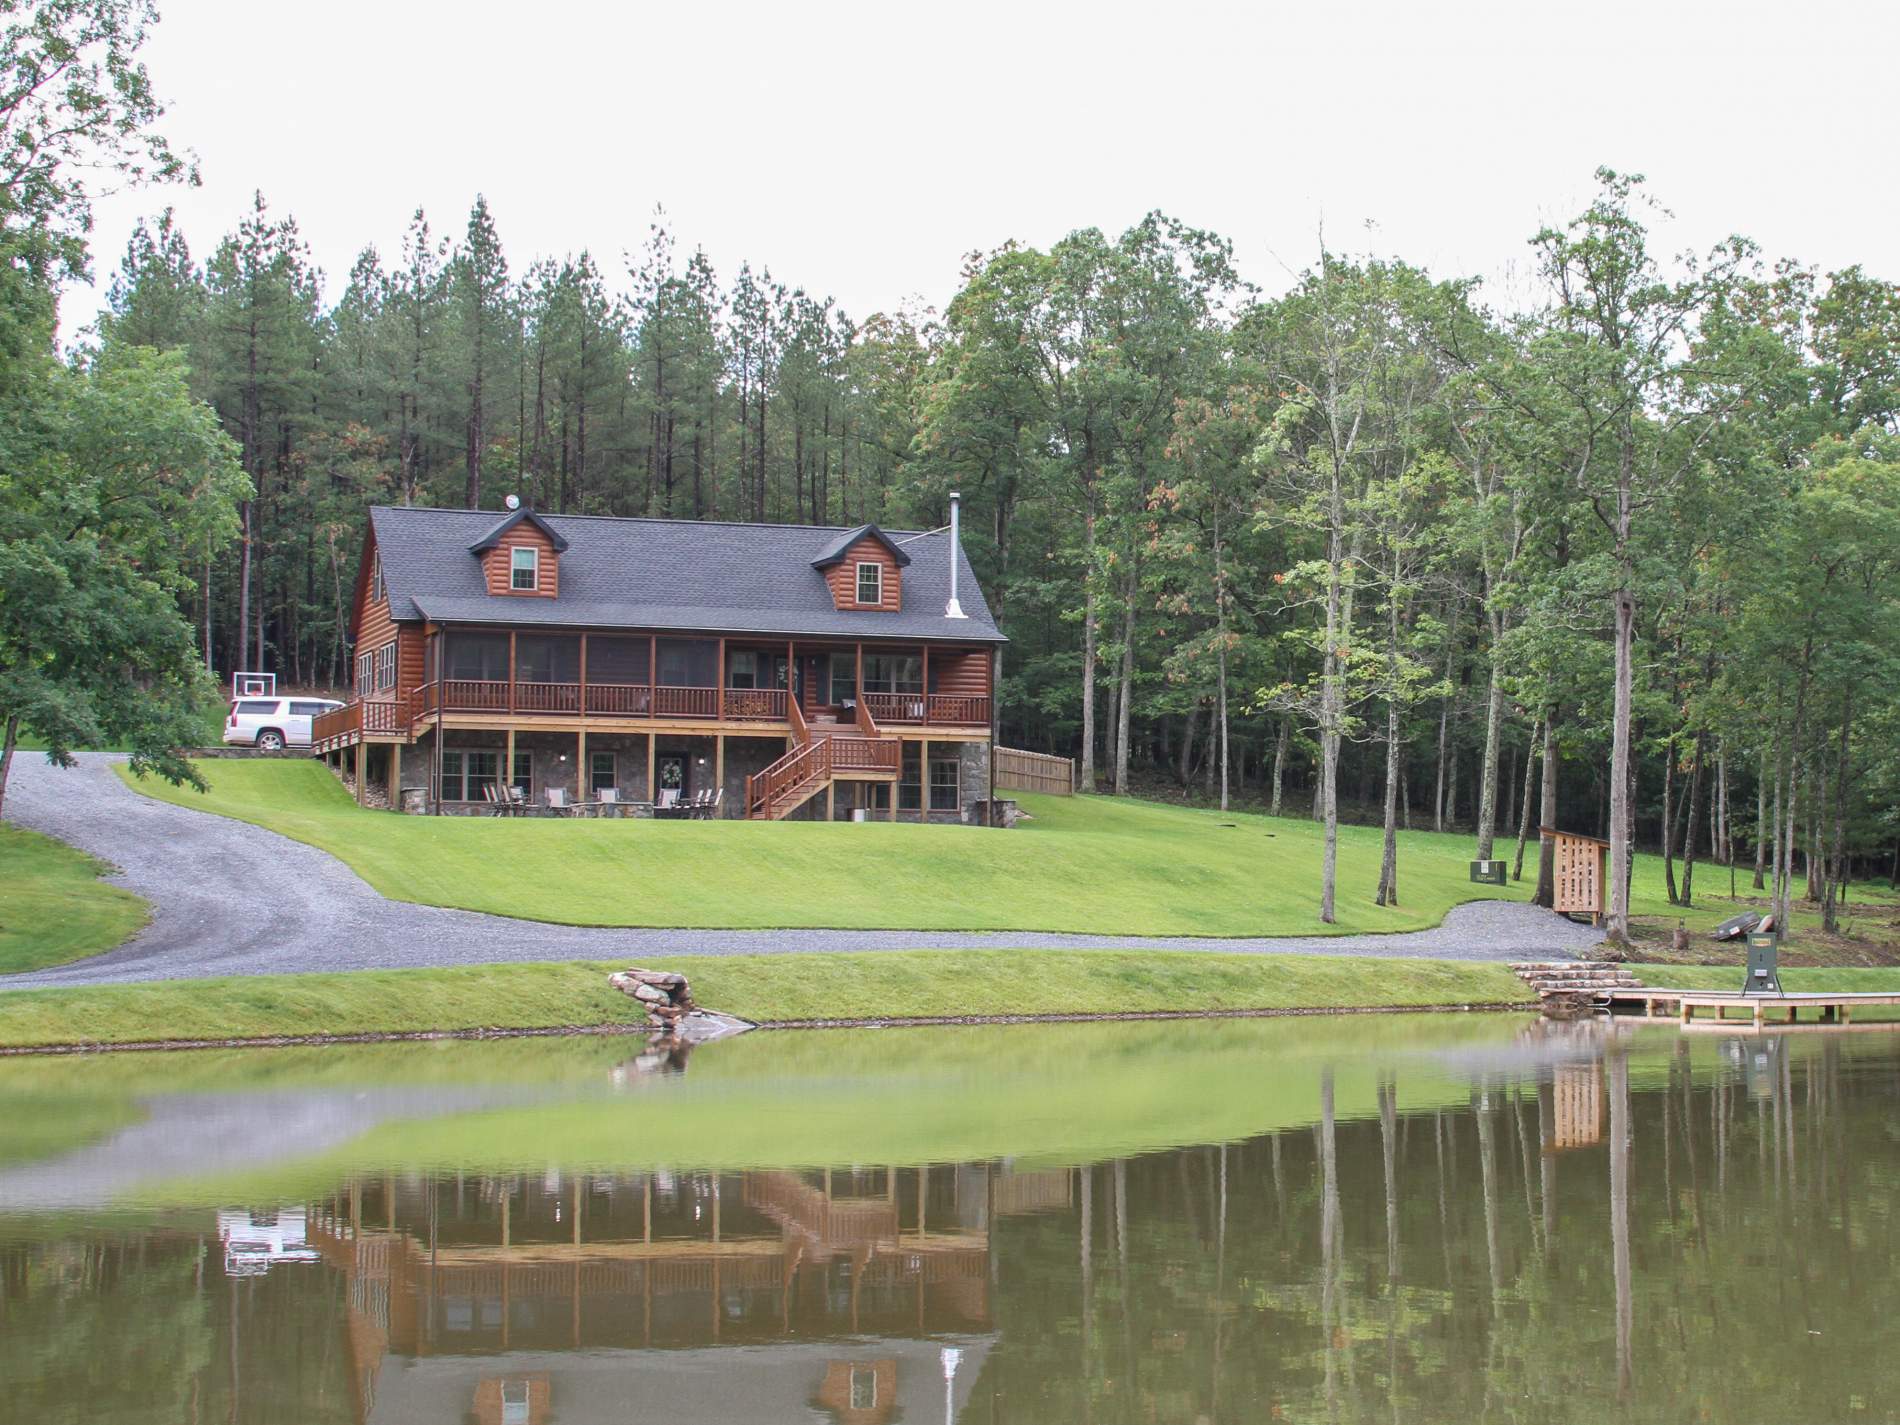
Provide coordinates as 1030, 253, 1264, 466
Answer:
811, 524, 909, 612
470, 507, 567, 598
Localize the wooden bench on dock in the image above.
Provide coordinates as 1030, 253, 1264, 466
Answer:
1604, 986, 1900, 1026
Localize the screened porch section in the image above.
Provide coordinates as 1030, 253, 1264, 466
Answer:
414, 632, 791, 722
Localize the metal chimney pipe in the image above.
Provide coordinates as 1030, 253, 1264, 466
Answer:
945, 491, 968, 619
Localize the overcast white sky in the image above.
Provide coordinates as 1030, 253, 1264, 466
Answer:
61, 0, 1900, 339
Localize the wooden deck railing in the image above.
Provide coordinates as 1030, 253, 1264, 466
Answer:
653, 685, 717, 718
787, 692, 811, 746
927, 693, 991, 725
722, 688, 787, 722
747, 736, 831, 818
828, 735, 900, 775
859, 692, 990, 726
312, 698, 408, 748
584, 683, 652, 716
515, 681, 580, 713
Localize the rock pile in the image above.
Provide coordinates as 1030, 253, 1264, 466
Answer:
608, 969, 697, 1030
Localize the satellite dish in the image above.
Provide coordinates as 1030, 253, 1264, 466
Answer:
504, 494, 521, 511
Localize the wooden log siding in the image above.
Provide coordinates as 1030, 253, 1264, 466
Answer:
480, 523, 560, 597
822, 534, 902, 612
995, 746, 1076, 796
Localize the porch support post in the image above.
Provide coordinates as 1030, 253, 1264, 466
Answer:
649, 633, 657, 716
890, 744, 899, 822
922, 645, 930, 725
716, 637, 726, 723
509, 630, 517, 714
827, 782, 835, 822
389, 743, 402, 812
506, 727, 516, 799
787, 639, 795, 714
647, 733, 656, 804
855, 643, 863, 704
577, 728, 587, 800
715, 734, 725, 807
921, 737, 929, 823
579, 632, 588, 715
354, 740, 367, 807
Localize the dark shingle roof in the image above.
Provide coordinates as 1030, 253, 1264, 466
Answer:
809, 523, 910, 569
368, 506, 1007, 644
468, 506, 569, 553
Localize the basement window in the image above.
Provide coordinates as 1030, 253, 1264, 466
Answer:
510, 546, 539, 591
855, 561, 882, 605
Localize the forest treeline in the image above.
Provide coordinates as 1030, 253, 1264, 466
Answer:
9, 2, 1900, 939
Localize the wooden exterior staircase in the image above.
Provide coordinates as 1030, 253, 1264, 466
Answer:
744, 695, 900, 819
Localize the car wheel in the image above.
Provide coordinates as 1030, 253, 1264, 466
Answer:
256, 729, 286, 752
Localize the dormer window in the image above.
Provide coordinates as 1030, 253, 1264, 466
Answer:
856, 561, 882, 606
511, 546, 538, 592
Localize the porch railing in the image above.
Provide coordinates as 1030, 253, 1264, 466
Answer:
312, 698, 406, 748
747, 736, 831, 818
723, 688, 788, 722
858, 692, 991, 726
584, 683, 652, 716
653, 685, 718, 719
829, 735, 900, 775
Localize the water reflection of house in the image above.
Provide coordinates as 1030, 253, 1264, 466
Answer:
216, 1206, 322, 1277
306, 1163, 1069, 1424
1547, 1064, 1604, 1150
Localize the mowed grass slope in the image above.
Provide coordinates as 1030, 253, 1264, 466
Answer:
0, 951, 1531, 1050
123, 758, 1537, 935
0, 825, 149, 973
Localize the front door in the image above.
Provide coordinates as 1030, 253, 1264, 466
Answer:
656, 753, 689, 803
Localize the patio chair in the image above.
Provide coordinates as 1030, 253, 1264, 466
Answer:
506, 785, 530, 815
596, 787, 620, 818
698, 788, 724, 820
655, 788, 680, 815
545, 787, 572, 817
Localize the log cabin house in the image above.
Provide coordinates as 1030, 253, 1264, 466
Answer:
313, 498, 1006, 820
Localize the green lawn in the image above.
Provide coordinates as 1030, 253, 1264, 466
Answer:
0, 825, 149, 974
106, 757, 1650, 937
0, 949, 1531, 1050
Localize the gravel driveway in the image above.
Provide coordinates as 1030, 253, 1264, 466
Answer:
0, 752, 1599, 989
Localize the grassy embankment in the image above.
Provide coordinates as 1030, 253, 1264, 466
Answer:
0, 950, 1533, 1050
115, 755, 1833, 939
0, 825, 148, 974
5, 952, 1899, 1053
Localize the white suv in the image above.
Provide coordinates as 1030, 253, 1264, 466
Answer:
224, 696, 343, 750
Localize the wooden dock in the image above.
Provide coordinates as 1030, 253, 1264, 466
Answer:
1604, 987, 1900, 1025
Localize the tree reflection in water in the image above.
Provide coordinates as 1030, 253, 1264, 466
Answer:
0, 1018, 1896, 1423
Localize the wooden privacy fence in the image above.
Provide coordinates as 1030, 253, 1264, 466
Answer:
994, 746, 1075, 796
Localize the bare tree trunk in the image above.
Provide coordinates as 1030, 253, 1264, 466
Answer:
1270, 718, 1288, 817
1079, 507, 1098, 792
1823, 698, 1852, 934
1535, 708, 1560, 908
0, 714, 19, 820
1433, 603, 1460, 833
1606, 581, 1638, 944
1513, 716, 1541, 882
1376, 694, 1401, 906
1113, 565, 1137, 796
1474, 611, 1507, 858
1681, 732, 1706, 907
1178, 704, 1199, 787
1753, 749, 1768, 890
1662, 734, 1679, 904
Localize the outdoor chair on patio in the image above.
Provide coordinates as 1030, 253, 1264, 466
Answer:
655, 788, 680, 816
595, 788, 621, 818
694, 788, 724, 820
544, 787, 573, 817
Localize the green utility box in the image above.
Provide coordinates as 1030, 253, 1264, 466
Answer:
1469, 860, 1507, 885
1743, 932, 1784, 996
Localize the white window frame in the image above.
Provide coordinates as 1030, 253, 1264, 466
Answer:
376, 641, 397, 693
370, 554, 384, 604
589, 749, 617, 795
355, 651, 374, 698
855, 560, 882, 605
510, 545, 539, 592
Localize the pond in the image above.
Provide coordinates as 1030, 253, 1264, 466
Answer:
0, 1013, 1894, 1423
